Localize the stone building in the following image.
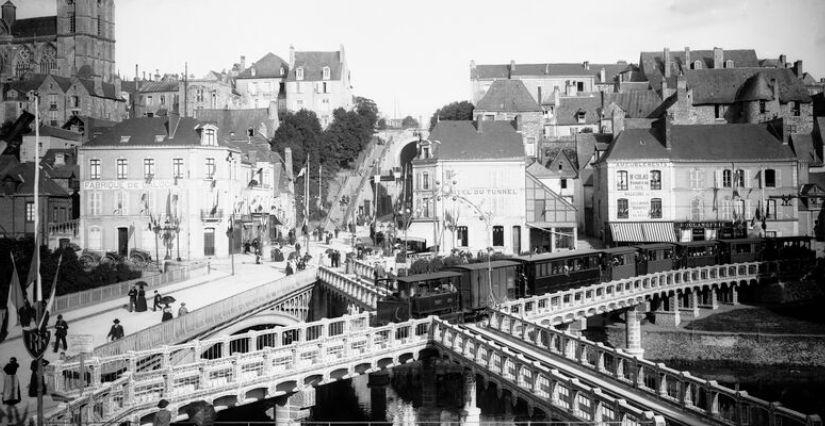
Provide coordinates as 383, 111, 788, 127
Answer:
473, 79, 543, 157
183, 71, 238, 116
285, 45, 353, 127
0, 158, 73, 243
233, 53, 288, 110
20, 124, 81, 162
593, 119, 800, 245
0, 0, 116, 82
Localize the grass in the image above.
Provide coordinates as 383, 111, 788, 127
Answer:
684, 302, 825, 334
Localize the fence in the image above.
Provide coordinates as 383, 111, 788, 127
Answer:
90, 268, 318, 358
52, 263, 209, 315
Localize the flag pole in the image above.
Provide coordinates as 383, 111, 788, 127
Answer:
305, 159, 310, 251
33, 91, 46, 426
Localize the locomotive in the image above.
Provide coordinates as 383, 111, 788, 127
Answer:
375, 236, 815, 324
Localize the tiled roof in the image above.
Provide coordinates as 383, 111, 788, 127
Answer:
37, 125, 82, 141
195, 108, 277, 141
427, 121, 524, 161
640, 49, 759, 88
1, 161, 69, 197
554, 96, 601, 125
603, 123, 797, 163
287, 51, 343, 82
604, 91, 663, 118
137, 80, 180, 94
236, 53, 289, 79
685, 68, 810, 105
574, 133, 612, 169
790, 133, 822, 166
806, 173, 825, 192
737, 73, 773, 101
475, 79, 541, 112
5, 74, 122, 100
472, 62, 636, 83
84, 116, 220, 147
619, 81, 651, 92
11, 16, 57, 38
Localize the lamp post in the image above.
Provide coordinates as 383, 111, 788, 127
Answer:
226, 152, 235, 275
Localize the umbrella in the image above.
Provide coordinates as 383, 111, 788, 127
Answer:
160, 295, 176, 305
135, 281, 149, 289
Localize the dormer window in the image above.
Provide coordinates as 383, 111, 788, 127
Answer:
693, 60, 703, 70
251, 67, 256, 77
154, 135, 165, 143
280, 66, 285, 76
203, 128, 217, 146
120, 136, 131, 143
575, 110, 586, 124
725, 59, 734, 68
296, 67, 304, 81
322, 66, 331, 80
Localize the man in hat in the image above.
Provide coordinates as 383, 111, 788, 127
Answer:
53, 314, 68, 353
155, 399, 171, 426
127, 285, 137, 312
107, 319, 124, 341
153, 290, 162, 312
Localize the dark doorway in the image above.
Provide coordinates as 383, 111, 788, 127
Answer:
204, 228, 215, 256
117, 227, 129, 256
512, 226, 521, 254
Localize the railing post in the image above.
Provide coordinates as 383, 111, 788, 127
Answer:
164, 368, 174, 397
90, 358, 102, 388
248, 330, 259, 352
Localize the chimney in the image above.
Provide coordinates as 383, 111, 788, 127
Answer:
779, 54, 787, 68
583, 61, 590, 70
142, 71, 146, 81
599, 67, 606, 84
553, 86, 560, 106
661, 79, 669, 98
663, 48, 671, 78
155, 68, 160, 80
664, 115, 673, 149
134, 64, 139, 81
339, 43, 346, 64
676, 74, 687, 92
684, 47, 691, 70
470, 60, 476, 72
771, 78, 779, 102
793, 60, 803, 78
508, 60, 515, 79
284, 147, 294, 180
713, 47, 724, 69
611, 106, 625, 135
289, 45, 295, 67
239, 55, 246, 71
1, 1, 15, 27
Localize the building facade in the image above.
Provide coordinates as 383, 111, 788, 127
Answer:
472, 79, 543, 157
233, 54, 288, 110
285, 45, 352, 127
1, 74, 126, 124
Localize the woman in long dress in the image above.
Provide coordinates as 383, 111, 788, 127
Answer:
135, 285, 148, 312
28, 358, 49, 397
2, 358, 21, 405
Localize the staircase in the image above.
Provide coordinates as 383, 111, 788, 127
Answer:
324, 136, 390, 230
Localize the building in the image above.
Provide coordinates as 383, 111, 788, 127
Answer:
0, 157, 73, 242
470, 60, 642, 104
233, 54, 288, 110
1, 73, 126, 124
593, 119, 800, 245
20, 124, 81, 162
183, 71, 239, 116
285, 45, 353, 127
473, 79, 543, 157
128, 76, 181, 118
0, 0, 116, 82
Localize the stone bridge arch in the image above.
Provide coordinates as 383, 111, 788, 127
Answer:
202, 310, 302, 338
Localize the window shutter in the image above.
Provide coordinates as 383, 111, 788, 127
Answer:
776, 169, 781, 188
745, 199, 751, 220
715, 170, 721, 188
745, 170, 751, 188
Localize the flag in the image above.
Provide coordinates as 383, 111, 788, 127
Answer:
38, 254, 62, 330
296, 166, 306, 178
25, 235, 40, 299
6, 253, 25, 327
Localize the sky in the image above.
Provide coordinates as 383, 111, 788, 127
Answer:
19, 0, 825, 122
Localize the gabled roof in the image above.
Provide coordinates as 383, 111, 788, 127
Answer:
685, 68, 809, 105
736, 73, 773, 101
426, 121, 524, 161
11, 16, 57, 38
575, 133, 612, 169
287, 50, 343, 82
195, 108, 277, 141
604, 91, 664, 118
475, 79, 541, 113
554, 96, 601, 125
603, 123, 797, 163
790, 133, 822, 166
236, 53, 289, 79
0, 161, 69, 197
84, 116, 221, 147
35, 125, 82, 141
472, 62, 637, 84
640, 49, 759, 88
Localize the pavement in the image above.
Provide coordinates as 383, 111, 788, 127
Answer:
0, 238, 353, 423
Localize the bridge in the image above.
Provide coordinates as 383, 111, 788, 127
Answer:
42, 260, 821, 425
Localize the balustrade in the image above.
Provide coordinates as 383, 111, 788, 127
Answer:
318, 266, 384, 309
485, 309, 821, 426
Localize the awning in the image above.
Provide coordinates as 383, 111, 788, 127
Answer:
610, 222, 676, 243
610, 223, 644, 242
641, 222, 677, 242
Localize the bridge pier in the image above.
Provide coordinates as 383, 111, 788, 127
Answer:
655, 294, 681, 326
679, 290, 700, 318
460, 369, 482, 425
367, 371, 390, 421
720, 285, 740, 305
625, 304, 645, 358
700, 287, 720, 310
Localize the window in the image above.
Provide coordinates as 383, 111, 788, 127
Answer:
720, 198, 733, 220
492, 226, 504, 247
456, 226, 468, 247
766, 199, 777, 219
89, 192, 102, 216
725, 59, 734, 68
734, 199, 746, 220
249, 82, 257, 95
714, 105, 721, 119
759, 100, 766, 114
422, 198, 430, 218
764, 169, 776, 187
577, 81, 584, 92
296, 99, 303, 109
616, 171, 628, 191
422, 172, 429, 190
146, 96, 153, 105
691, 198, 704, 221
296, 67, 304, 81
689, 168, 703, 189
88, 227, 102, 250
116, 159, 128, 179
792, 102, 801, 117
560, 178, 567, 189
534, 199, 546, 221
204, 128, 216, 145
722, 169, 732, 188
322, 66, 331, 80
114, 191, 128, 215
71, 96, 80, 108
69, 12, 76, 33
172, 158, 183, 179
617, 199, 629, 219
650, 198, 662, 218
89, 159, 101, 180
26, 202, 35, 222
144, 158, 154, 178
97, 14, 102, 36
206, 157, 216, 178
160, 95, 166, 106
51, 207, 59, 222
196, 88, 204, 102
735, 169, 745, 187
650, 170, 661, 190
323, 82, 328, 93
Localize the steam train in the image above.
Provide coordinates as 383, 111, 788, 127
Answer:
375, 236, 815, 324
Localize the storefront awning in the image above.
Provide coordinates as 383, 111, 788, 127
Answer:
610, 222, 676, 243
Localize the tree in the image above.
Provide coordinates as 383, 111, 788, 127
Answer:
269, 110, 323, 176
376, 118, 387, 130
429, 101, 474, 130
355, 96, 379, 132
323, 108, 369, 169
401, 116, 419, 129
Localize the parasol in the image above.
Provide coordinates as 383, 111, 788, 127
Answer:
160, 295, 176, 305
135, 281, 149, 289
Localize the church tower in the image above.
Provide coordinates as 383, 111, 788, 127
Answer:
56, 0, 115, 82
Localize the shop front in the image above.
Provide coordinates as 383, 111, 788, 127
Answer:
673, 220, 746, 242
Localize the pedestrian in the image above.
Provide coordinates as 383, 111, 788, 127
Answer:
161, 304, 173, 322
295, 242, 301, 257
178, 303, 188, 317
17, 299, 34, 328
53, 314, 68, 353
135, 285, 147, 312
285, 261, 294, 276
153, 290, 162, 312
27, 358, 48, 398
2, 358, 20, 406
334, 227, 340, 239
155, 399, 172, 426
127, 285, 137, 312
107, 319, 124, 341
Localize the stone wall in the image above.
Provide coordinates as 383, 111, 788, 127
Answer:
606, 327, 825, 366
